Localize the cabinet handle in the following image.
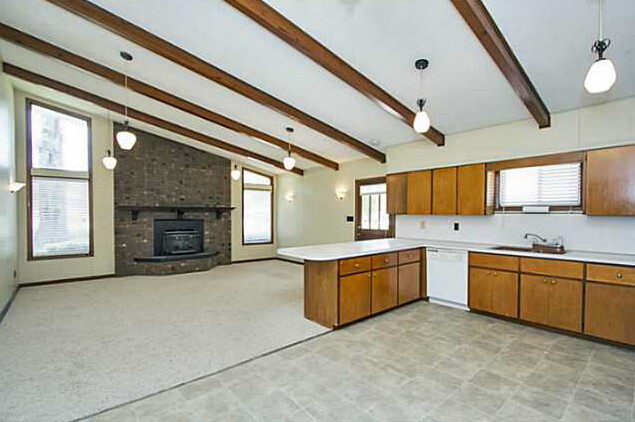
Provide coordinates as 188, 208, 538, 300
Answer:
616, 273, 623, 279
384, 259, 389, 263
493, 272, 498, 276
551, 279, 557, 285
543, 277, 548, 283
354, 263, 360, 268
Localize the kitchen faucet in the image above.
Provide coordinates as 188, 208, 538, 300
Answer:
524, 233, 566, 254
524, 233, 547, 244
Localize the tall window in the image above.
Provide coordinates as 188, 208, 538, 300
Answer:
27, 100, 92, 259
242, 169, 273, 244
497, 162, 582, 211
355, 178, 393, 240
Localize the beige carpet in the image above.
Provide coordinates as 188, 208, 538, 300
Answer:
0, 261, 328, 422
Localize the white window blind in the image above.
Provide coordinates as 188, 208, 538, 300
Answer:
498, 162, 582, 208
242, 169, 273, 244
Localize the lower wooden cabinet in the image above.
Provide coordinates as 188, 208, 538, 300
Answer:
398, 262, 421, 305
371, 267, 398, 314
520, 274, 582, 332
584, 282, 635, 346
339, 272, 371, 325
469, 267, 518, 317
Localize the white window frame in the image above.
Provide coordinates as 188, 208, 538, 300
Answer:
241, 168, 273, 245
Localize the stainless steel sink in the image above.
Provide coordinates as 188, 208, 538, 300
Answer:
491, 245, 566, 255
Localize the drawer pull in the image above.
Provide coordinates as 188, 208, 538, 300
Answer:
543, 277, 548, 283
384, 259, 389, 263
616, 273, 623, 279
551, 279, 557, 285
354, 263, 360, 268
493, 272, 498, 276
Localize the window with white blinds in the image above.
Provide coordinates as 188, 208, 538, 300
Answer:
27, 101, 92, 258
242, 169, 273, 244
498, 162, 582, 209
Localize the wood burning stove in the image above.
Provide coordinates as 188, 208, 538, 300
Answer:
153, 219, 204, 257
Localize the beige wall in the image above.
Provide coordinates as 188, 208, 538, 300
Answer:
277, 158, 386, 248
230, 162, 278, 262
0, 71, 17, 309
14, 91, 115, 284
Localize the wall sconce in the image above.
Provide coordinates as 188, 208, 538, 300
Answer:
8, 182, 26, 194
285, 193, 295, 203
336, 190, 347, 201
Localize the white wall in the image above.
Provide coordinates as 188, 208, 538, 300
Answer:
0, 70, 17, 310
14, 91, 115, 284
391, 97, 635, 255
277, 158, 386, 248
231, 162, 278, 262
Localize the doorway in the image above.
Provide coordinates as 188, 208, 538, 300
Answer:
355, 177, 395, 240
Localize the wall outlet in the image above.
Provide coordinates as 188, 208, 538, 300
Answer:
453, 222, 460, 231
419, 220, 426, 229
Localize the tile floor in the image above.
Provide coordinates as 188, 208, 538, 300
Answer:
84, 302, 635, 422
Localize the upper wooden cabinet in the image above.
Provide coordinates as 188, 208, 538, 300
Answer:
457, 164, 486, 215
386, 173, 407, 214
432, 167, 457, 215
406, 170, 432, 214
586, 145, 635, 215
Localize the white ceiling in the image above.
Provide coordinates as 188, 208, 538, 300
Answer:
0, 0, 633, 173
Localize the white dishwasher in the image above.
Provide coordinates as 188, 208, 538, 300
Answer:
426, 248, 468, 310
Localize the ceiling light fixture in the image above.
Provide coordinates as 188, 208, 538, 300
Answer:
116, 53, 137, 150
413, 59, 431, 134
283, 127, 296, 171
102, 149, 117, 170
584, 0, 617, 94
231, 164, 241, 181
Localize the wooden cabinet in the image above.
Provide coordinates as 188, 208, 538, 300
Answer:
371, 253, 397, 270
520, 257, 584, 279
371, 267, 398, 314
520, 274, 582, 332
468, 267, 518, 317
398, 262, 421, 305
339, 272, 371, 325
585, 281, 635, 346
398, 249, 420, 264
406, 170, 432, 214
387, 173, 407, 214
339, 256, 371, 276
432, 167, 457, 215
470, 252, 519, 272
457, 164, 486, 215
586, 263, 635, 286
586, 145, 635, 215
420, 249, 427, 298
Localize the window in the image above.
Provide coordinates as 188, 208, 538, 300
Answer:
497, 162, 582, 210
242, 169, 273, 244
27, 100, 92, 259
360, 183, 389, 230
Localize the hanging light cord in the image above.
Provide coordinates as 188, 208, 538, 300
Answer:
592, 0, 611, 58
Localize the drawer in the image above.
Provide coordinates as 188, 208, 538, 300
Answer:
372, 252, 398, 269
339, 256, 371, 276
586, 263, 635, 287
398, 249, 421, 264
469, 252, 518, 272
520, 257, 583, 279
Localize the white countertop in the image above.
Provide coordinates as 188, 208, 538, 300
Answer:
277, 238, 635, 266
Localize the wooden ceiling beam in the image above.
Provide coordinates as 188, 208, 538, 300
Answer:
451, 0, 551, 128
3, 63, 303, 175
0, 23, 337, 170
45, 0, 386, 163
224, 0, 445, 147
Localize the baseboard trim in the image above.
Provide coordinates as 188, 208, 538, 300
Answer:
19, 273, 116, 288
0, 286, 19, 324
231, 257, 303, 265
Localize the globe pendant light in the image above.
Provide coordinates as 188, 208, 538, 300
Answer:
102, 149, 117, 170
231, 164, 241, 181
283, 127, 296, 171
116, 121, 137, 150
413, 59, 431, 134
584, 0, 616, 94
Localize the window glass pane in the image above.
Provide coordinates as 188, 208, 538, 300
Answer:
243, 169, 271, 186
361, 194, 370, 229
499, 163, 581, 208
31, 177, 90, 257
243, 189, 272, 243
380, 193, 389, 230
370, 194, 380, 230
360, 183, 386, 195
30, 104, 89, 172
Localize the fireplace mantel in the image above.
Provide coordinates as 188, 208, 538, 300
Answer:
116, 205, 235, 220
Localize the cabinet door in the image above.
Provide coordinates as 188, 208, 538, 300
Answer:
457, 164, 486, 215
339, 272, 371, 325
387, 173, 407, 214
398, 262, 421, 305
469, 267, 518, 317
585, 282, 635, 346
586, 145, 635, 215
432, 167, 457, 215
520, 274, 582, 332
371, 267, 398, 314
407, 170, 432, 214
420, 249, 427, 298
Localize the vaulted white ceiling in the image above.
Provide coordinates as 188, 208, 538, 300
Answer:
0, 0, 633, 174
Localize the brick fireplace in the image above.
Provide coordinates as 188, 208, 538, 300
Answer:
113, 124, 232, 276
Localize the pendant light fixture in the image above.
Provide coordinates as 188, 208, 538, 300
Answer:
231, 164, 241, 181
102, 149, 117, 170
116, 52, 138, 150
413, 59, 431, 134
283, 127, 296, 171
584, 0, 617, 94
